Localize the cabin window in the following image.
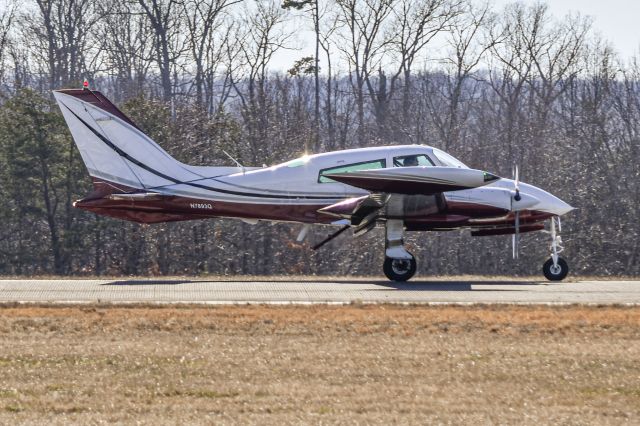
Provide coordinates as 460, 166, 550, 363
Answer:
318, 159, 386, 183
393, 154, 435, 167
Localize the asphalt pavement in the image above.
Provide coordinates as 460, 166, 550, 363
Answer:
0, 278, 638, 304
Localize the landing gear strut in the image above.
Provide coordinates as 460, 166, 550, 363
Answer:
383, 220, 416, 281
543, 217, 569, 281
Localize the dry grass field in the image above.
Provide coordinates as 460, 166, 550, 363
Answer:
0, 304, 638, 425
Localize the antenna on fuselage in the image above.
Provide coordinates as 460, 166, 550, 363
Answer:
222, 149, 246, 174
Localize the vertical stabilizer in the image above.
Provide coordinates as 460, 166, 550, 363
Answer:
54, 89, 201, 191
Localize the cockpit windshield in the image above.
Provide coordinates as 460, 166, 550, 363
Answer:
431, 148, 468, 169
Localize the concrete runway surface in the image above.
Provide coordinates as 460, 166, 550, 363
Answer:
0, 278, 639, 304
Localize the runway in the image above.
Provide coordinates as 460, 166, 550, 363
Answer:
0, 278, 639, 304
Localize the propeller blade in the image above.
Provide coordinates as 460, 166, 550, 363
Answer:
510, 164, 522, 259
513, 164, 521, 202
512, 211, 520, 259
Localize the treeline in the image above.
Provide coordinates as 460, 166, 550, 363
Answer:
0, 0, 637, 277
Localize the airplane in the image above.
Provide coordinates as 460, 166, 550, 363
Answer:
53, 86, 574, 282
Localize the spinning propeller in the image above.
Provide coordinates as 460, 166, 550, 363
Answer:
512, 165, 521, 259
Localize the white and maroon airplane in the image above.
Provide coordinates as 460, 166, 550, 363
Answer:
54, 87, 574, 282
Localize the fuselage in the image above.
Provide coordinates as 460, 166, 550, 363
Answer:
75, 145, 573, 233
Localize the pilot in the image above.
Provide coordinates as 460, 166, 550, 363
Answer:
403, 156, 419, 167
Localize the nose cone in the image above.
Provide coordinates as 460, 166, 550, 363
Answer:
492, 179, 574, 216
548, 197, 574, 216
520, 183, 574, 216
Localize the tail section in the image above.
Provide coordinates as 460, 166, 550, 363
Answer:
54, 89, 202, 192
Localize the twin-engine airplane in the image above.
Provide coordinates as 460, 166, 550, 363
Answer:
54, 87, 574, 281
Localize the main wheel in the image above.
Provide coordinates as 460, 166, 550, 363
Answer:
383, 254, 417, 282
543, 257, 569, 281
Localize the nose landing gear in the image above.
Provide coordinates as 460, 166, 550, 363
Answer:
543, 217, 569, 281
383, 219, 417, 281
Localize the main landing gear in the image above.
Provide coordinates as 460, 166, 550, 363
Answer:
542, 217, 569, 281
383, 220, 416, 281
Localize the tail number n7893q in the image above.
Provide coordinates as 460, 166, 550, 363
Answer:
190, 203, 213, 209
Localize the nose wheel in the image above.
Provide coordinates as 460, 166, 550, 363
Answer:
543, 217, 569, 281
543, 257, 568, 281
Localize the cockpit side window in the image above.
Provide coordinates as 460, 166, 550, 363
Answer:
318, 159, 386, 183
393, 154, 435, 167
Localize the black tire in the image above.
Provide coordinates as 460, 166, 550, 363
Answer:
543, 257, 569, 281
383, 255, 417, 282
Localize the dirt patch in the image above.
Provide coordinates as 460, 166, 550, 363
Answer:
0, 304, 638, 424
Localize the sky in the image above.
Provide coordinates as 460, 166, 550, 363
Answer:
270, 0, 640, 72
492, 0, 640, 59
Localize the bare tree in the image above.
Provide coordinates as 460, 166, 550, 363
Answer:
136, 0, 187, 102
317, 6, 340, 151
382, 0, 463, 139
485, 2, 540, 165
0, 2, 16, 91
98, 0, 155, 100
282, 0, 322, 149
183, 0, 239, 109
29, 0, 103, 90
334, 0, 394, 144
427, 1, 494, 150
230, 0, 292, 162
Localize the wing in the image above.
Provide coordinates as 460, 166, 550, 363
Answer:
316, 166, 502, 239
325, 166, 499, 195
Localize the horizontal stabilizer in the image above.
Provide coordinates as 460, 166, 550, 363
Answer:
73, 191, 174, 209
327, 167, 500, 195
107, 192, 168, 201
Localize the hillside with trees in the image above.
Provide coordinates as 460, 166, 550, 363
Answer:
0, 0, 637, 277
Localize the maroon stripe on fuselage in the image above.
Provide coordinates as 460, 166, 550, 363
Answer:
75, 193, 334, 224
